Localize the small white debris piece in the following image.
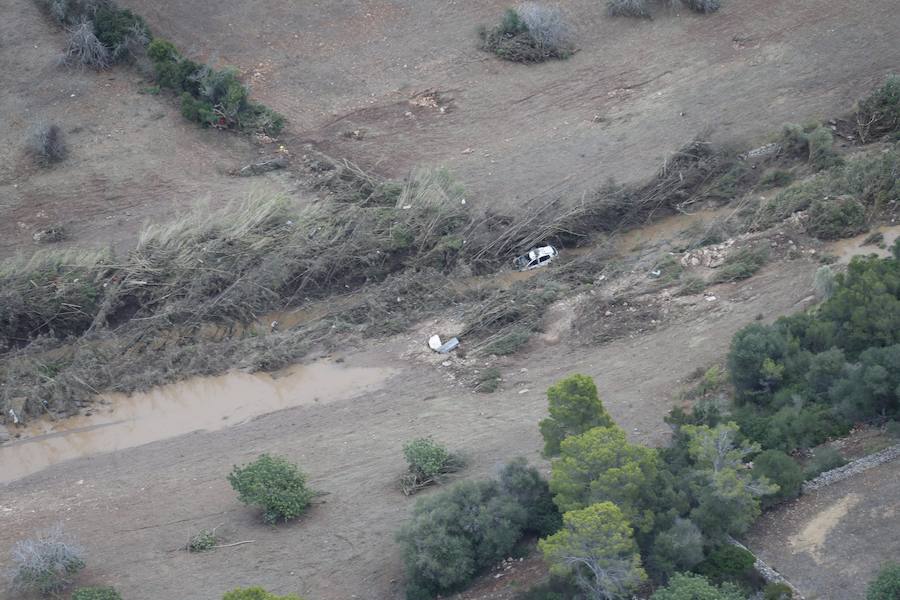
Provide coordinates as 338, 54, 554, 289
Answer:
428, 335, 443, 351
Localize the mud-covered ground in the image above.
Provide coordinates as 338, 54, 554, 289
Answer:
0, 256, 820, 600
123, 0, 900, 204
5, 0, 899, 257
0, 1, 298, 258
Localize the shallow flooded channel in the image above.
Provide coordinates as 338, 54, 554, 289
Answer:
0, 361, 393, 483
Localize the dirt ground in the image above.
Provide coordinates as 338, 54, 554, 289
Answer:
0, 1, 298, 258
0, 256, 820, 600
745, 459, 900, 600
121, 0, 900, 205
2, 1, 899, 599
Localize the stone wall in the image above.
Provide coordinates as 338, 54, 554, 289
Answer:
803, 442, 900, 493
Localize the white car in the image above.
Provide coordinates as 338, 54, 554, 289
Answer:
513, 245, 559, 271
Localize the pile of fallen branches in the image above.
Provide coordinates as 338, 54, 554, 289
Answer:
464, 138, 733, 268
0, 137, 740, 420
0, 169, 471, 352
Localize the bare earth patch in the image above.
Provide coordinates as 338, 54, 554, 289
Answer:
746, 460, 900, 600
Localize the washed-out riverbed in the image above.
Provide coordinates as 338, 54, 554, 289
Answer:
0, 360, 394, 483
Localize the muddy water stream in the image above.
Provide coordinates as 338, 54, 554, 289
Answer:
0, 362, 393, 483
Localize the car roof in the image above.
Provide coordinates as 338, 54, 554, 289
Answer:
527, 246, 556, 260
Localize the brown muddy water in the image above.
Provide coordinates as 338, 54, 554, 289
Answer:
0, 361, 394, 483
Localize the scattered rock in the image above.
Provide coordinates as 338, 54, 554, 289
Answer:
0, 425, 10, 444
681, 239, 735, 268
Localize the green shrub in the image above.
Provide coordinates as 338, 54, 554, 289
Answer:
180, 93, 217, 127
479, 4, 574, 63
807, 127, 843, 171
695, 544, 756, 582
222, 588, 303, 600
156, 59, 203, 94
187, 528, 218, 552
401, 438, 464, 495
678, 275, 706, 296
753, 450, 803, 507
28, 123, 66, 166
147, 38, 178, 63
93, 6, 147, 48
73, 587, 123, 600
651, 573, 746, 600
227, 454, 315, 523
857, 75, 900, 142
759, 169, 794, 189
867, 563, 900, 600
683, 0, 721, 13
485, 328, 531, 355
499, 457, 562, 536
397, 480, 528, 597
10, 525, 85, 595
806, 195, 867, 240
514, 576, 580, 600
607, 0, 650, 17
780, 123, 809, 156
713, 246, 769, 282
757, 175, 827, 226
648, 518, 705, 577
813, 265, 836, 300
764, 582, 794, 600
886, 420, 900, 438
475, 367, 501, 392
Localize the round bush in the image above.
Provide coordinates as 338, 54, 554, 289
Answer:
683, 0, 721, 13
867, 563, 900, 600
227, 454, 315, 524
753, 450, 804, 507
764, 582, 794, 600
696, 544, 756, 582
807, 196, 867, 240
73, 587, 123, 600
223, 587, 303, 600
404, 438, 452, 480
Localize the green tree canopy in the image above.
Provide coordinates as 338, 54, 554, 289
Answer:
752, 450, 804, 507
549, 425, 660, 533
867, 563, 900, 600
648, 518, 705, 578
397, 480, 527, 596
681, 423, 777, 539
819, 253, 900, 358
539, 502, 646, 600
649, 573, 746, 600
539, 374, 614, 456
